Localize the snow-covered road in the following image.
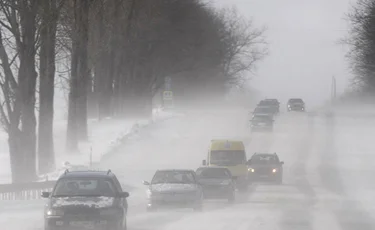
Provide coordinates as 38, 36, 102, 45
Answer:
2, 107, 375, 230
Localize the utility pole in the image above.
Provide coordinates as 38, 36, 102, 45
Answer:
331, 75, 337, 103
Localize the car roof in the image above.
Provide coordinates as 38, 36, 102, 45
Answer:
196, 166, 229, 170
253, 114, 272, 117
261, 99, 279, 102
156, 169, 195, 173
210, 140, 245, 151
252, 152, 278, 157
59, 170, 115, 179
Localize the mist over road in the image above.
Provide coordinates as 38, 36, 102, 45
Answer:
2, 107, 375, 230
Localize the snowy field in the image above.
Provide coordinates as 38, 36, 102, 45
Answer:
1, 106, 375, 229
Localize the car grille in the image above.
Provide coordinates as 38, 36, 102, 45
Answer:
64, 207, 100, 218
255, 168, 272, 175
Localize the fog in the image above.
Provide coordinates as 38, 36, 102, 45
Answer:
213, 0, 355, 108
4, 1, 375, 230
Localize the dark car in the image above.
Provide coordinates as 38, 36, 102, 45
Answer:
247, 153, 284, 184
287, 98, 305, 112
251, 106, 276, 118
195, 166, 235, 202
143, 169, 203, 212
250, 114, 274, 132
258, 99, 280, 114
42, 170, 130, 230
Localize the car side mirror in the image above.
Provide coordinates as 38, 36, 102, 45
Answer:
202, 160, 206, 166
41, 191, 50, 198
119, 191, 129, 198
143, 180, 150, 185
280, 161, 284, 165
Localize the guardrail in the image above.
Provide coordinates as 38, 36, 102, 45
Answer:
0, 180, 56, 200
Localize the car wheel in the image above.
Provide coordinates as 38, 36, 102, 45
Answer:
122, 217, 127, 230
228, 191, 235, 203
147, 205, 157, 212
193, 194, 203, 211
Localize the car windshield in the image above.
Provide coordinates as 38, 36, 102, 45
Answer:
196, 168, 231, 179
251, 155, 279, 164
252, 115, 272, 122
52, 178, 116, 197
259, 100, 278, 106
151, 171, 196, 184
289, 98, 303, 103
210, 151, 245, 166
254, 107, 273, 113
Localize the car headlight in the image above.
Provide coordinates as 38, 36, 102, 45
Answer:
46, 208, 64, 216
272, 168, 277, 173
248, 168, 255, 172
147, 189, 161, 199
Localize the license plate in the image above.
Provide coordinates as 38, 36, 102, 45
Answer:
70, 221, 95, 229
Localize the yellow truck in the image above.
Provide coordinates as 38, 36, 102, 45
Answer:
202, 140, 249, 191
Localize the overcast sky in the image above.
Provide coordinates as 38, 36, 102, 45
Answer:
212, 0, 355, 108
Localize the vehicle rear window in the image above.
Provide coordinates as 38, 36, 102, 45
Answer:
210, 150, 246, 166
254, 107, 273, 113
259, 100, 278, 105
151, 171, 196, 184
52, 178, 116, 197
252, 115, 272, 121
196, 168, 231, 179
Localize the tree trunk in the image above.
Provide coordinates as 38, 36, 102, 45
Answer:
17, 1, 38, 181
67, 0, 90, 148
8, 127, 26, 183
66, 36, 79, 151
75, 0, 90, 141
38, 0, 58, 174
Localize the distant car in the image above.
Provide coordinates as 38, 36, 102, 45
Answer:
258, 99, 280, 114
42, 170, 130, 230
247, 153, 284, 184
251, 106, 276, 118
250, 114, 274, 132
143, 169, 203, 212
287, 98, 305, 112
195, 166, 235, 202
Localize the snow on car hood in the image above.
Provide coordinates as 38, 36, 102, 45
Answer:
51, 196, 114, 208
151, 183, 198, 193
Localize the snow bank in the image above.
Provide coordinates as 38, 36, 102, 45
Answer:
38, 108, 183, 181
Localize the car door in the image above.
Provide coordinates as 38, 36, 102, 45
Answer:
224, 169, 235, 189
112, 176, 128, 218
191, 171, 203, 196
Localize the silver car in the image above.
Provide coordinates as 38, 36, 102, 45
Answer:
143, 169, 203, 212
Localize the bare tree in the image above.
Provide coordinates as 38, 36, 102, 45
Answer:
344, 0, 375, 93
0, 0, 39, 182
66, 0, 91, 151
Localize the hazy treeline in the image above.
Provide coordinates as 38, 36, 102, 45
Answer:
0, 0, 267, 183
345, 0, 375, 95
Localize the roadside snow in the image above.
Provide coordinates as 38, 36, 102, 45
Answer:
0, 108, 180, 183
